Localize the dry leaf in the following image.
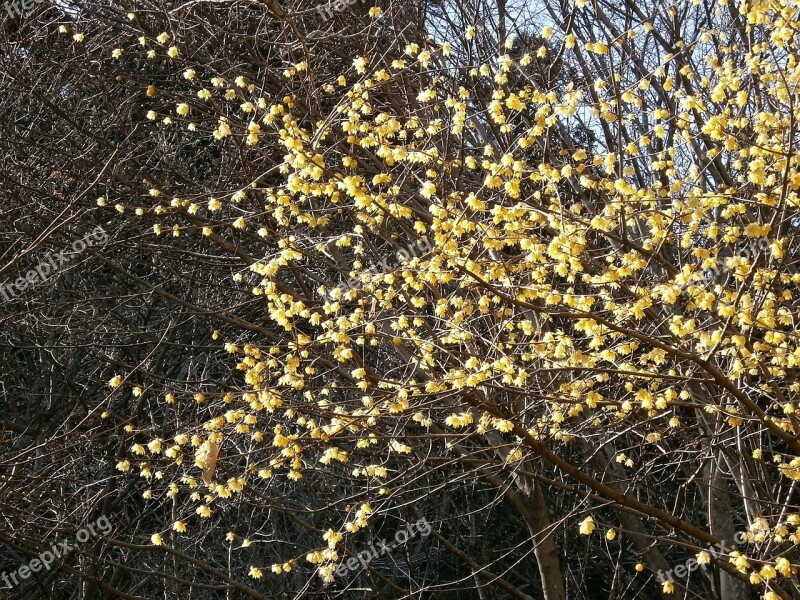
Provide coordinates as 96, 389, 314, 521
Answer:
202, 442, 219, 484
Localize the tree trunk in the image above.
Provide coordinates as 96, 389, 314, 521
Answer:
520, 481, 567, 600
709, 458, 749, 600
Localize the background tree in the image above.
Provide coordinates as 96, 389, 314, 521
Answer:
1, 0, 800, 599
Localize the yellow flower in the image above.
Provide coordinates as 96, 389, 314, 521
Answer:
156, 32, 170, 44
420, 181, 437, 198
249, 566, 263, 578
775, 557, 792, 576
662, 581, 674, 594
744, 222, 770, 237
353, 56, 368, 74
213, 119, 231, 139
151, 533, 163, 545
323, 529, 343, 548
167, 46, 179, 58
172, 521, 186, 533
109, 375, 123, 388
759, 564, 777, 580
417, 88, 436, 102
73, 33, 85, 42
579, 516, 595, 535
587, 41, 608, 54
